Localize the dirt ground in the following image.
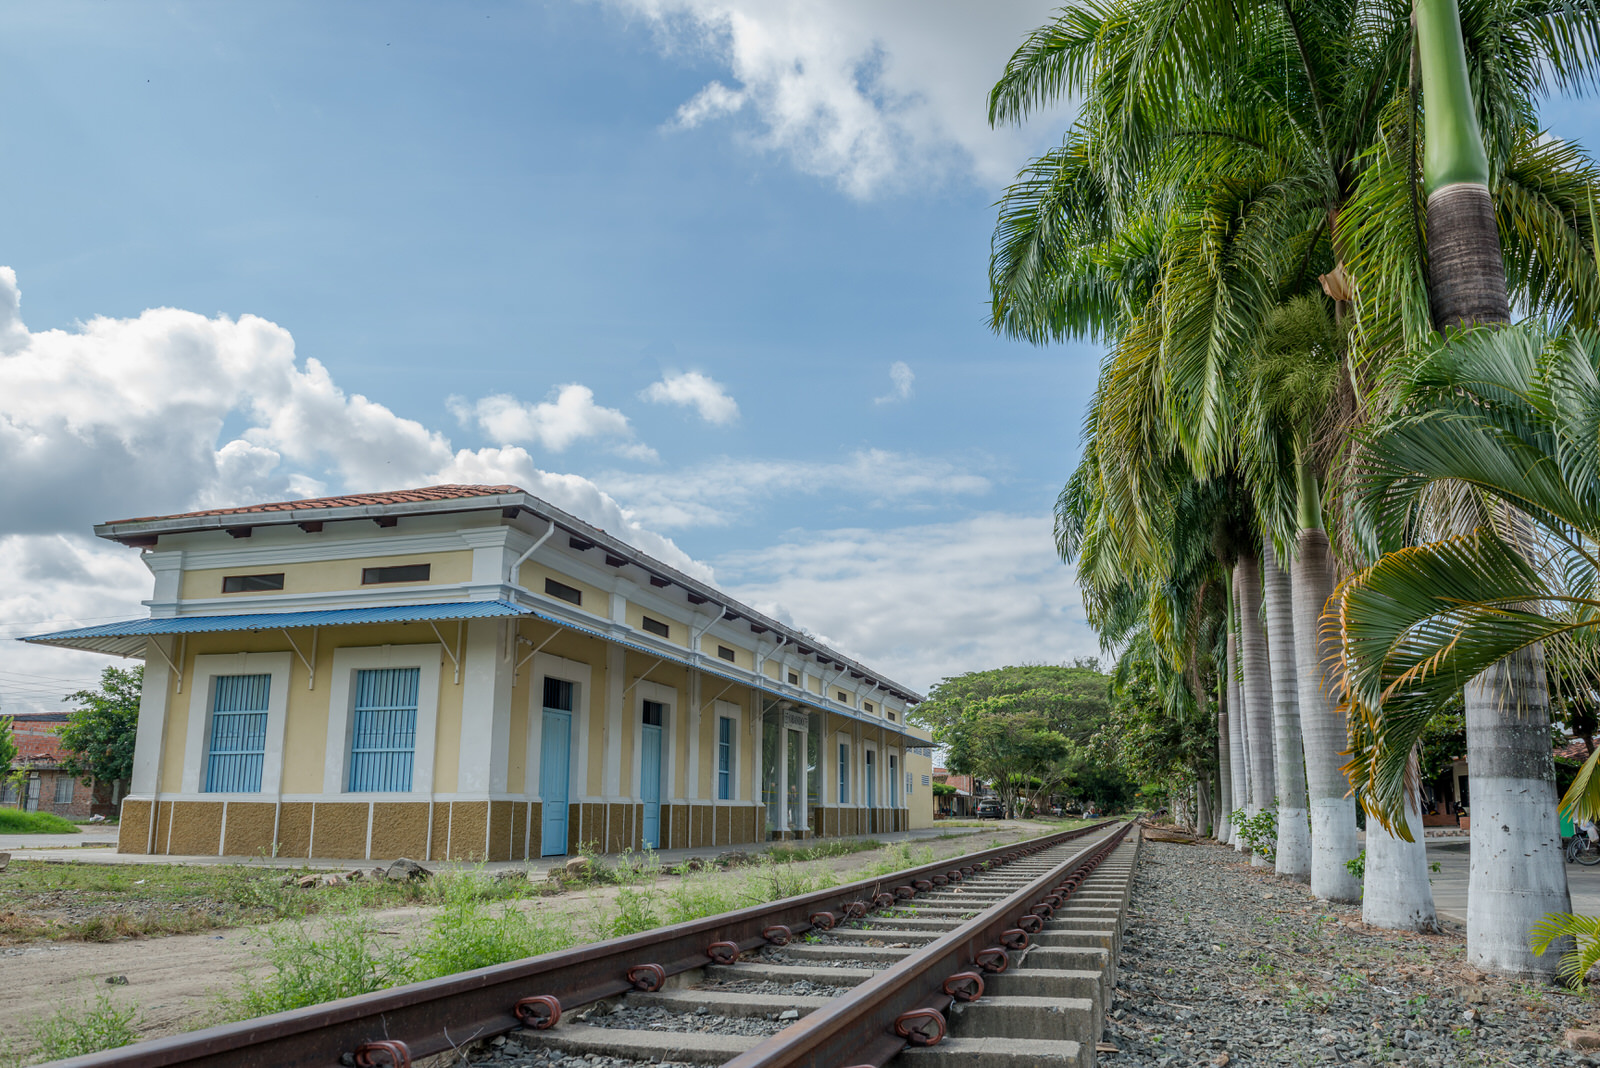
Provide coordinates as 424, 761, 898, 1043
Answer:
0, 824, 1051, 1054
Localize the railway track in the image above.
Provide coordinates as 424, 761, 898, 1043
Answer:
51, 821, 1139, 1068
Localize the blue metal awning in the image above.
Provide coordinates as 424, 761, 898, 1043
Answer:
18, 601, 529, 657
519, 605, 926, 741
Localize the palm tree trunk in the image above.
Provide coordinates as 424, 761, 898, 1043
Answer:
1416, 0, 1568, 974
1291, 479, 1363, 902
1363, 755, 1439, 931
1264, 541, 1311, 881
1465, 647, 1572, 975
1228, 626, 1241, 850
1217, 664, 1234, 844
1414, 0, 1508, 330
1236, 552, 1275, 867
1227, 598, 1248, 849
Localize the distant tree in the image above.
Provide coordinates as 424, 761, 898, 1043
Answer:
0, 716, 16, 792
912, 663, 1132, 816
57, 665, 142, 799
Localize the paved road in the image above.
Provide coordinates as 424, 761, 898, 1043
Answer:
0, 829, 119, 852
1426, 839, 1600, 923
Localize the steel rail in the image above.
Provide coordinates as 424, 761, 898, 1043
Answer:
722, 820, 1133, 1068
49, 822, 1114, 1068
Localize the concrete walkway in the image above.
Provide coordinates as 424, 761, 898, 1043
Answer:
0, 822, 1024, 874
1425, 839, 1600, 924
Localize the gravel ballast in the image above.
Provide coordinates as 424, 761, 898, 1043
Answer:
1106, 839, 1600, 1066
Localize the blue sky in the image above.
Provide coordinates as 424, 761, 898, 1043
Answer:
0, 0, 1108, 707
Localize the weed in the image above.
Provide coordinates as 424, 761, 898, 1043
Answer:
22, 994, 140, 1062
410, 881, 573, 979
227, 909, 409, 1019
1345, 849, 1366, 881
602, 889, 662, 938
1430, 861, 1442, 873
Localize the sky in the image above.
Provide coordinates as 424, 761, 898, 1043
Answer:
8, 1, 1584, 714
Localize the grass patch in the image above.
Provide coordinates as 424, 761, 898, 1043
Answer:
0, 859, 556, 945
2, 994, 140, 1066
764, 839, 883, 863
0, 809, 80, 834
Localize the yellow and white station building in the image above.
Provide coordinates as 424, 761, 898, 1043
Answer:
24, 485, 933, 861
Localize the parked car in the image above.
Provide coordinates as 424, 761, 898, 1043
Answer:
977, 798, 1004, 820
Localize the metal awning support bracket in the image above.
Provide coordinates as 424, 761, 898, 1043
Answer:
283, 627, 317, 689
622, 658, 665, 697
514, 626, 563, 678
148, 635, 181, 688
429, 620, 464, 685
700, 679, 739, 713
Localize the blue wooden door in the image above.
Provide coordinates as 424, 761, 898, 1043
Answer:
641, 724, 662, 849
540, 710, 571, 856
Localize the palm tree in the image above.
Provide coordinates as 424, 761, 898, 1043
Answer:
990, 0, 1600, 936
1334, 324, 1598, 972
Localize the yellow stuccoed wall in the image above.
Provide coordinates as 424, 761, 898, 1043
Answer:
624, 601, 686, 647
516, 561, 608, 616
160, 624, 468, 794
180, 550, 474, 601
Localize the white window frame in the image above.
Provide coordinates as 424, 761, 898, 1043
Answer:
54, 776, 74, 805
836, 736, 851, 805
182, 652, 292, 796
634, 679, 676, 802
323, 644, 442, 796
524, 652, 593, 802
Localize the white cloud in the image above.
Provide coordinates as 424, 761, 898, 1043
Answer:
0, 534, 157, 715
674, 80, 745, 126
598, 448, 991, 529
0, 265, 704, 566
450, 385, 652, 457
641, 370, 740, 425
714, 513, 1098, 693
610, 0, 1069, 196
874, 360, 914, 405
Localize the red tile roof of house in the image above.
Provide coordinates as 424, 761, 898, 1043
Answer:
111, 485, 524, 524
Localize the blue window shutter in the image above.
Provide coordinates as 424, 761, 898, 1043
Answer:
206, 674, 270, 793
349, 667, 420, 792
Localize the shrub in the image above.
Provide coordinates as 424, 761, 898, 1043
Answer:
1229, 804, 1279, 862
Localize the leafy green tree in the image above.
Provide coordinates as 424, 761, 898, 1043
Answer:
912, 664, 1127, 817
0, 716, 16, 791
57, 665, 142, 799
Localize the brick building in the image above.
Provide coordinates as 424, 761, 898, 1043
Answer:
1, 713, 111, 818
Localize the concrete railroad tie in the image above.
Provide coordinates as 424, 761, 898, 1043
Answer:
512, 828, 1142, 1068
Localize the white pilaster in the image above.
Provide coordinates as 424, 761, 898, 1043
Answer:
457, 618, 514, 795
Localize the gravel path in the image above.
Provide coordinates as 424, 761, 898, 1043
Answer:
1105, 840, 1600, 1066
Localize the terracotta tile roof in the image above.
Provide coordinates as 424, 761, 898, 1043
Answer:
1556, 738, 1594, 762
110, 485, 526, 525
